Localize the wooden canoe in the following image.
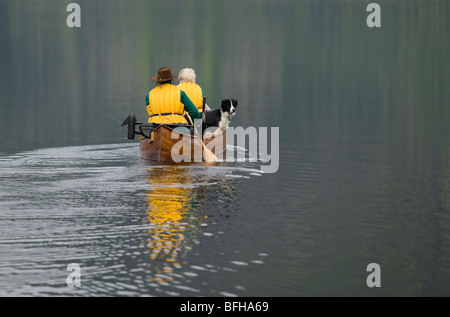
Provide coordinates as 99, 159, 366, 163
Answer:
139, 124, 226, 162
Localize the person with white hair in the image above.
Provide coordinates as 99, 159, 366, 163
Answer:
145, 67, 200, 125
177, 68, 211, 113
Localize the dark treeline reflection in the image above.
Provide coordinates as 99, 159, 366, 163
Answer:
1, 0, 449, 191
1, 0, 448, 151
0, 0, 448, 173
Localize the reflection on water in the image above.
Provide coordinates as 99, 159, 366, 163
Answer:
141, 162, 258, 294
144, 165, 199, 284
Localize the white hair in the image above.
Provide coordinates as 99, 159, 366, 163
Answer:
178, 68, 197, 83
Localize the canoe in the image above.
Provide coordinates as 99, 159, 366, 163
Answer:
139, 124, 226, 162
121, 112, 226, 162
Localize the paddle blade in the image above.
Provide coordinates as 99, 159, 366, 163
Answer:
202, 142, 218, 162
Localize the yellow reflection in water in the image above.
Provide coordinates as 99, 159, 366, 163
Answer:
145, 165, 196, 284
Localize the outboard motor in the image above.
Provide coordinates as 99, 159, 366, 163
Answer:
121, 113, 138, 139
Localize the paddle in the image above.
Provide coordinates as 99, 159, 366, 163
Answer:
185, 111, 217, 162
202, 96, 206, 121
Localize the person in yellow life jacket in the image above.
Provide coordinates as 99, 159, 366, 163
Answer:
145, 67, 200, 124
177, 68, 211, 113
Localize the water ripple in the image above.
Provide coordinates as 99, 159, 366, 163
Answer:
0, 143, 269, 296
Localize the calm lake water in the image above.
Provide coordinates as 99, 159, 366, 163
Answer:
1, 0, 450, 297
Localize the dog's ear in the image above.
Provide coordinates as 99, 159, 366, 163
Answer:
233, 99, 238, 107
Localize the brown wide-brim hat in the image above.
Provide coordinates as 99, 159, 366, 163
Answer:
152, 67, 177, 82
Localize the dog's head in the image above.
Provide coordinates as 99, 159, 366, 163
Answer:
220, 99, 238, 116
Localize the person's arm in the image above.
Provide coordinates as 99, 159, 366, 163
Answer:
180, 90, 200, 119
145, 94, 153, 116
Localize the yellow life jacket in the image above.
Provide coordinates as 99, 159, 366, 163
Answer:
177, 82, 204, 112
147, 84, 188, 124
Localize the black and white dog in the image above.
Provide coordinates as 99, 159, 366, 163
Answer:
202, 99, 238, 133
